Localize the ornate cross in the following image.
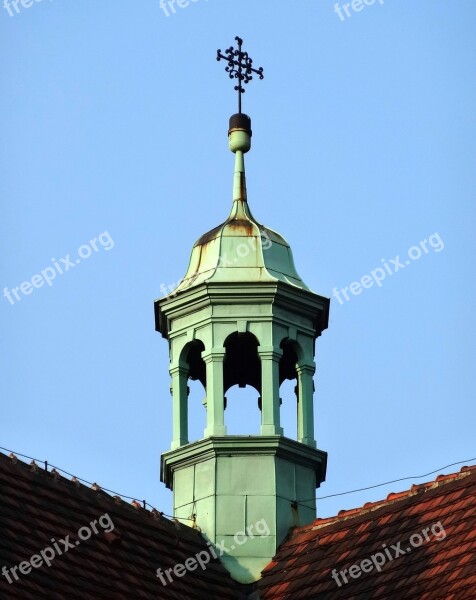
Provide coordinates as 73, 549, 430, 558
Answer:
217, 36, 264, 114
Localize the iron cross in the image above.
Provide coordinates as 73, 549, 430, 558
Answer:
217, 36, 264, 114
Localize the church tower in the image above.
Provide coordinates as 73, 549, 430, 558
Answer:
155, 37, 329, 584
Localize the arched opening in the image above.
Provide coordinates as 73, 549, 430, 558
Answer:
180, 340, 206, 444
224, 384, 261, 435
279, 339, 300, 440
223, 332, 261, 434
223, 332, 261, 393
186, 340, 206, 387
279, 379, 298, 441
279, 338, 316, 447
187, 378, 207, 443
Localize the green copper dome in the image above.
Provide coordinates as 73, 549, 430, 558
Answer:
173, 115, 310, 295
174, 200, 309, 293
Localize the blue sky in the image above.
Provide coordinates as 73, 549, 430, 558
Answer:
1, 1, 475, 520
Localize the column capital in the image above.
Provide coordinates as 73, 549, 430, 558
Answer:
202, 348, 226, 363
296, 362, 316, 375
170, 363, 189, 376
258, 347, 283, 362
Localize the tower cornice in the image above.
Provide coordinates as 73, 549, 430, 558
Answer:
155, 281, 329, 340
161, 435, 328, 491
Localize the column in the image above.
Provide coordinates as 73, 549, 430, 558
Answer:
296, 363, 316, 448
259, 347, 283, 436
203, 349, 227, 437
170, 364, 189, 450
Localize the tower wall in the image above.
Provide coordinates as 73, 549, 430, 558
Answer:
161, 436, 326, 583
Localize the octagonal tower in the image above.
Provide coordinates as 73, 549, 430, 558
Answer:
155, 109, 329, 583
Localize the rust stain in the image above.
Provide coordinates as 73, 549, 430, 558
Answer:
225, 219, 255, 235
194, 222, 226, 246
195, 218, 256, 245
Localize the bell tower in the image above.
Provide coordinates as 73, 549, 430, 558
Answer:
155, 37, 329, 584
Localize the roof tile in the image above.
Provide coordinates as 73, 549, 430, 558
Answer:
259, 466, 476, 599
0, 453, 242, 599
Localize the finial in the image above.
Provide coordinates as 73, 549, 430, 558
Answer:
217, 37, 263, 155
217, 36, 264, 114
217, 37, 263, 207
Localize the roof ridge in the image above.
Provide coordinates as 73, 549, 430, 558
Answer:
1, 450, 196, 533
310, 464, 476, 530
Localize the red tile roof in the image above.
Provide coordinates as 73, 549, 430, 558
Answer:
259, 465, 476, 599
0, 452, 242, 599
2, 448, 475, 599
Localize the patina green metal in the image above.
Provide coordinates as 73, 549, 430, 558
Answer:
161, 436, 327, 582
170, 118, 312, 296
154, 109, 330, 583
